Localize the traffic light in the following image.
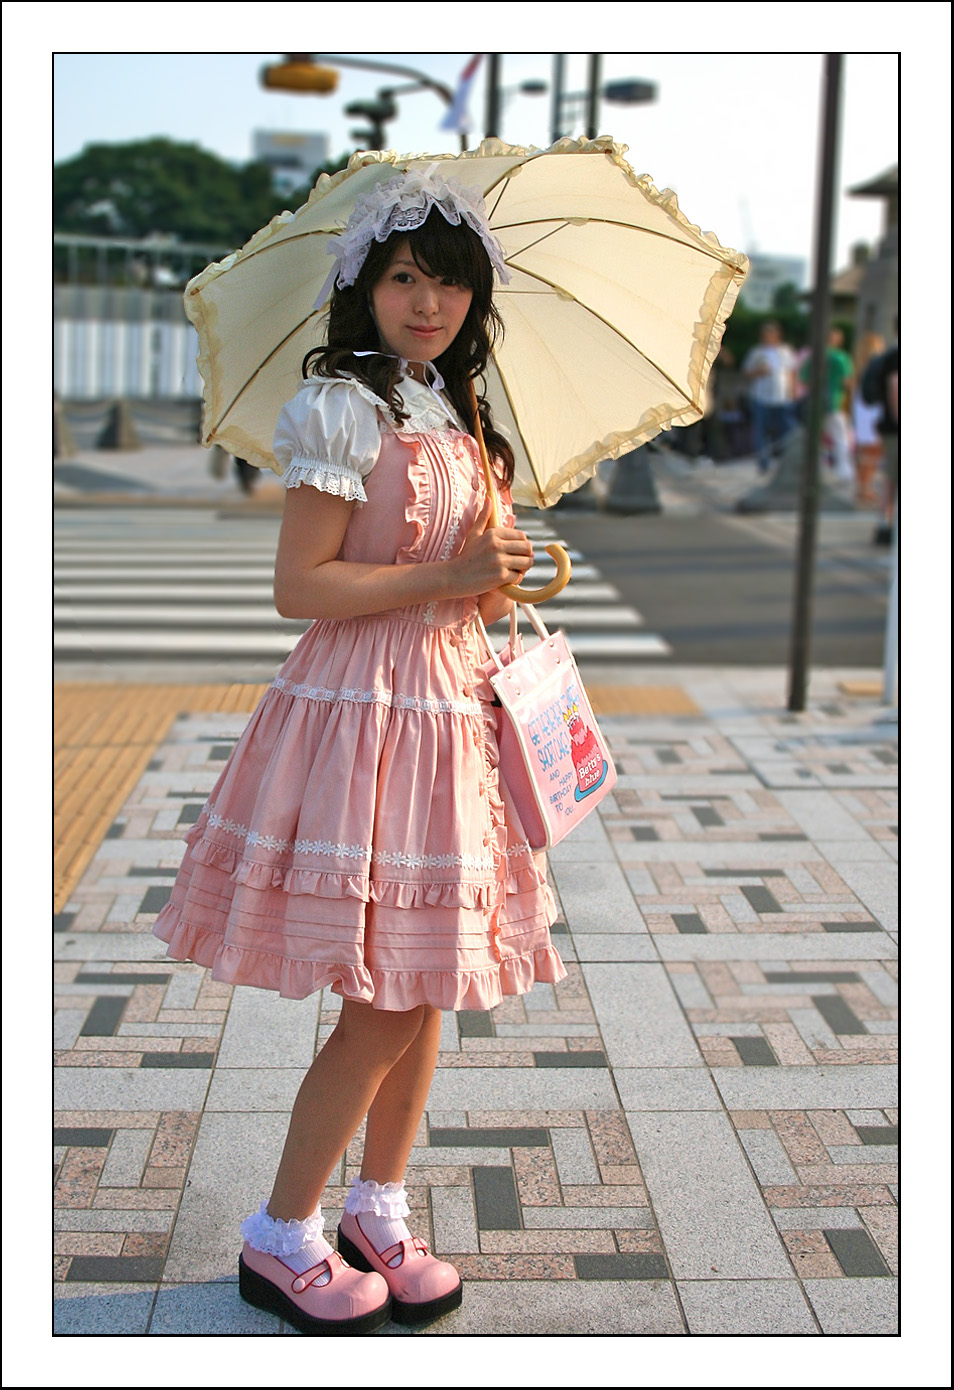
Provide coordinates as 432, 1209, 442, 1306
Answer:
260, 55, 339, 94
345, 92, 397, 150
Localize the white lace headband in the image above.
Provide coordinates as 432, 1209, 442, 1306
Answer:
313, 165, 511, 311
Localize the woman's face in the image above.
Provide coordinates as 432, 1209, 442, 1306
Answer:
370, 239, 473, 371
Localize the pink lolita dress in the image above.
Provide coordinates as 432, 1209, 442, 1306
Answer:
153, 371, 566, 1010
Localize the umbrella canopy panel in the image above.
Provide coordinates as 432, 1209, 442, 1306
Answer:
185, 139, 747, 504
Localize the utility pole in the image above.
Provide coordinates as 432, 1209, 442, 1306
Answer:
484, 53, 502, 137
550, 54, 566, 142
788, 53, 843, 712
585, 54, 602, 138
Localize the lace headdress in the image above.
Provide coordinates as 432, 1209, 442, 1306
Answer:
313, 165, 511, 310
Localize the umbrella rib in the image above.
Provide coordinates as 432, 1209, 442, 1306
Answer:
495, 216, 737, 265
211, 312, 322, 434
485, 364, 547, 509
505, 262, 697, 407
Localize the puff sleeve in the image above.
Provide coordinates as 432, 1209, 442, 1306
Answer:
273, 378, 387, 504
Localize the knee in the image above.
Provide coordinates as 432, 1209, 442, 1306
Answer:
334, 1001, 430, 1069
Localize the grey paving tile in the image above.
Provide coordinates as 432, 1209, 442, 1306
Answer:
856, 1125, 899, 1146
858, 969, 899, 1006
419, 1277, 683, 1335
741, 885, 783, 914
583, 963, 702, 1068
654, 934, 896, 962
161, 971, 204, 1011
732, 1037, 779, 1066
55, 1210, 172, 1233
53, 1127, 114, 1148
99, 1129, 154, 1188
548, 837, 618, 863
217, 988, 319, 1068
676, 1279, 817, 1334
431, 1184, 479, 1255
572, 934, 658, 960
673, 913, 708, 934
522, 1206, 654, 1230
54, 1010, 89, 1050
81, 996, 128, 1037
828, 1144, 897, 1165
429, 1127, 550, 1148
67, 1256, 165, 1283
427, 1066, 619, 1112
55, 933, 172, 962
627, 1111, 793, 1279
825, 861, 898, 932
458, 1010, 494, 1038
616, 1069, 722, 1111
150, 1280, 279, 1333
825, 1228, 892, 1277
140, 1052, 215, 1069
551, 1127, 600, 1185
525, 982, 558, 1011
473, 1166, 521, 1230
789, 1008, 841, 1051
813, 995, 867, 1036
738, 1129, 799, 1186
576, 1253, 669, 1279
53, 1284, 157, 1334
549, 859, 644, 932
164, 1111, 290, 1282
55, 1066, 212, 1112
534, 1051, 607, 1068
712, 1064, 897, 1111
669, 972, 715, 1010
409, 1147, 510, 1167
814, 839, 893, 862
803, 1277, 898, 1334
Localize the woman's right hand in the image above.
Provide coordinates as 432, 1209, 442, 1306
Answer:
452, 495, 535, 594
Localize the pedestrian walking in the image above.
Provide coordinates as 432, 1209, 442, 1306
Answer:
851, 332, 885, 506
800, 326, 855, 482
152, 169, 565, 1335
742, 320, 798, 472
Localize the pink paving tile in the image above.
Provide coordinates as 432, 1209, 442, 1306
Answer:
860, 1208, 899, 1275
92, 1189, 180, 1209
615, 1231, 666, 1254
729, 1111, 772, 1129
586, 1112, 638, 1166
56, 1052, 143, 1067
141, 1166, 188, 1189
513, 1147, 562, 1206
808, 1110, 861, 1145
811, 1047, 898, 1064
794, 1163, 898, 1186
54, 1257, 71, 1282
440, 1052, 535, 1068
55, 1111, 159, 1128
54, 1233, 125, 1257
762, 1024, 816, 1066
598, 1164, 645, 1186
123, 985, 166, 1024
122, 1232, 170, 1258
771, 1112, 830, 1165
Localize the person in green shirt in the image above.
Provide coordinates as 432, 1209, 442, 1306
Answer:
800, 327, 854, 480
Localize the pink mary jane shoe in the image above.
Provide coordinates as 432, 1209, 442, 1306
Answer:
239, 1242, 391, 1336
337, 1211, 463, 1326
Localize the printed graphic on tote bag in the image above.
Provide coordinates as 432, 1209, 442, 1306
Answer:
565, 703, 610, 801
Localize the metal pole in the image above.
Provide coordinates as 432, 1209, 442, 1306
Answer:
550, 54, 566, 143
787, 53, 843, 712
882, 512, 898, 704
485, 53, 501, 138
586, 54, 602, 139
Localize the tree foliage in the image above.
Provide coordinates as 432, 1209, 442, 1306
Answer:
54, 138, 350, 248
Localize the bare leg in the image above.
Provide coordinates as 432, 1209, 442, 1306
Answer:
361, 1004, 442, 1182
267, 999, 428, 1221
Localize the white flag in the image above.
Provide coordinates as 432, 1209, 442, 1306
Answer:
440, 54, 483, 133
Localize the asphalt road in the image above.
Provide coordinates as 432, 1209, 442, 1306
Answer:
549, 501, 891, 667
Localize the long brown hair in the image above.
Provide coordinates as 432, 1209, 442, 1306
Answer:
302, 208, 514, 485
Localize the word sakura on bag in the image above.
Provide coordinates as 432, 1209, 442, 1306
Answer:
477, 603, 616, 851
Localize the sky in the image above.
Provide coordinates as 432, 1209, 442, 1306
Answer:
48, 48, 901, 276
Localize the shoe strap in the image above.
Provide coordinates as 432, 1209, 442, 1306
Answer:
379, 1235, 429, 1266
291, 1250, 341, 1292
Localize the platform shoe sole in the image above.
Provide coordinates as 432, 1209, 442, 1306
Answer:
238, 1254, 392, 1336
336, 1227, 463, 1326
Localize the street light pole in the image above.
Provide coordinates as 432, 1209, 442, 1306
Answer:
485, 53, 502, 138
550, 54, 566, 143
788, 53, 844, 712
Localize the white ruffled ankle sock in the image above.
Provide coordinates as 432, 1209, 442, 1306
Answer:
345, 1177, 412, 1266
241, 1201, 334, 1285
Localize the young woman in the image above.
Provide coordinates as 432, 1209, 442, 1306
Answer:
153, 169, 567, 1335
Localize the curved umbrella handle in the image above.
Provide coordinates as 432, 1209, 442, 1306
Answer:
467, 380, 572, 605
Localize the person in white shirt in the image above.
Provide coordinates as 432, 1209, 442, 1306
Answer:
742, 320, 798, 473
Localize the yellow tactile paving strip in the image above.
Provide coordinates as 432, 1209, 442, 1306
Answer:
54, 684, 269, 913
53, 680, 697, 913
586, 685, 700, 716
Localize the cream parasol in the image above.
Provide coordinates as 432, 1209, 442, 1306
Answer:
185, 136, 747, 600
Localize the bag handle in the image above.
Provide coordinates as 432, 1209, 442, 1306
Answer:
475, 602, 554, 673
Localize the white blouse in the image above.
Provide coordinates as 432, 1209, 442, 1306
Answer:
273, 374, 466, 505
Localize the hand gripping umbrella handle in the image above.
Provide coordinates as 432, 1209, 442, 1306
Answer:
467, 380, 572, 605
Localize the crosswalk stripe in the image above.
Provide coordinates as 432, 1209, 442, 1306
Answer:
55, 511, 672, 661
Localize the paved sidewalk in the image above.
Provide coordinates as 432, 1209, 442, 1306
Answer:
52, 665, 899, 1337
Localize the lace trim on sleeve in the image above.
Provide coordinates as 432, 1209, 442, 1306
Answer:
281, 458, 369, 503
